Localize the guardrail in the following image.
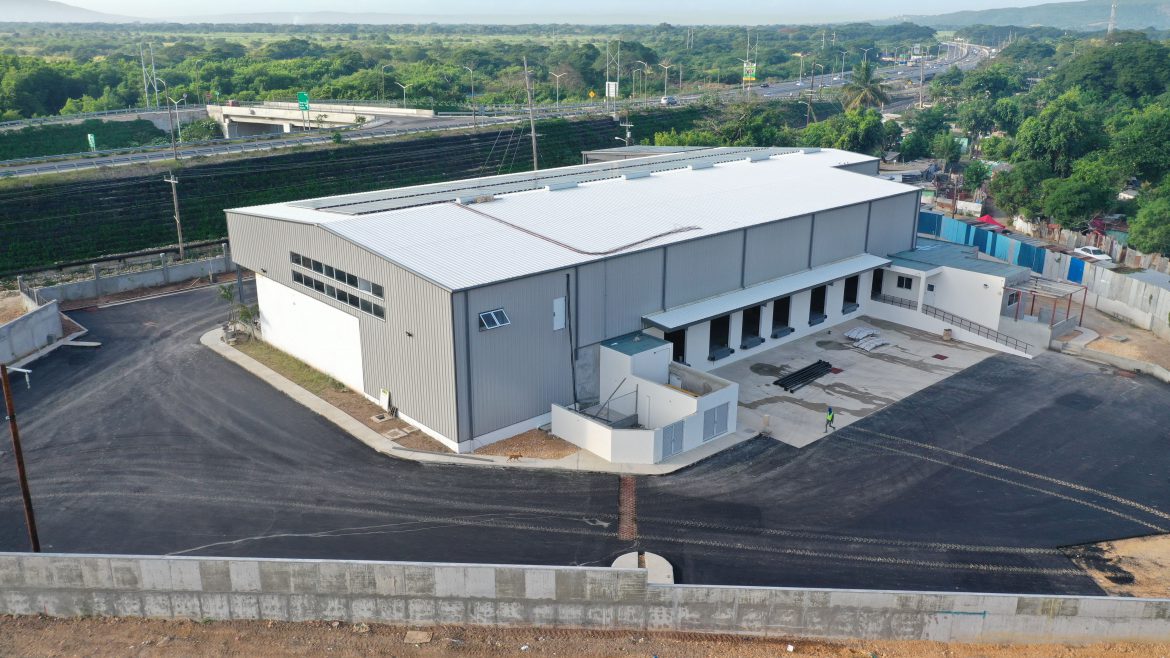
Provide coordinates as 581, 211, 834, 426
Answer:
923, 303, 1030, 354
871, 293, 918, 310
0, 105, 207, 131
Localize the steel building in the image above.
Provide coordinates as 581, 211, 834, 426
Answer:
227, 146, 922, 459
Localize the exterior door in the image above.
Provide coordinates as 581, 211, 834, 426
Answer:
662, 421, 684, 459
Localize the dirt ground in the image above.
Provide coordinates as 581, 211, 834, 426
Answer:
474, 429, 580, 460
3, 617, 1169, 658
1066, 534, 1170, 599
1074, 303, 1170, 369
0, 292, 27, 324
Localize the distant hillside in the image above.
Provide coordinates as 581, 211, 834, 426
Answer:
887, 0, 1170, 31
0, 0, 137, 22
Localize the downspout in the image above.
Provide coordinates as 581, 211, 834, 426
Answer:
565, 272, 578, 407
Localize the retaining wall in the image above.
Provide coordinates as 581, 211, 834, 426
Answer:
0, 299, 63, 364
5, 553, 1169, 643
34, 252, 234, 304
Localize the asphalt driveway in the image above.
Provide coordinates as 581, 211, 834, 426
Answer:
3, 284, 1170, 595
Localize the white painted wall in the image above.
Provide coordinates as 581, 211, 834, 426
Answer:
866, 298, 1030, 358
257, 275, 365, 393
551, 405, 659, 464
930, 268, 1006, 329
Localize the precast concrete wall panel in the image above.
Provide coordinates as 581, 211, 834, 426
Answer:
866, 193, 918, 258
743, 216, 813, 286
664, 233, 743, 308
464, 269, 575, 438
226, 212, 459, 443
810, 204, 868, 267
5, 553, 1170, 644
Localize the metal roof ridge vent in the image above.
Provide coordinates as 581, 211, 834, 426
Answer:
456, 194, 496, 205
623, 170, 652, 180
689, 161, 715, 170
747, 152, 772, 162
800, 147, 822, 154
545, 181, 579, 191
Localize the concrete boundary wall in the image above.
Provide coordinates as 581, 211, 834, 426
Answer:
4, 553, 1170, 644
0, 299, 63, 364
34, 253, 234, 304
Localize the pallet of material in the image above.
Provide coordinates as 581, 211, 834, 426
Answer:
773, 359, 833, 392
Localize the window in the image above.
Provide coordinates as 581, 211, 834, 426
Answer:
703, 403, 729, 441
290, 252, 302, 266
478, 309, 510, 330
334, 268, 347, 282
347, 293, 360, 308
1007, 291, 1021, 306
313, 279, 325, 293
360, 299, 372, 314
371, 283, 384, 299
292, 271, 303, 284
373, 304, 385, 319
896, 275, 913, 290
325, 284, 335, 297
357, 278, 372, 293
311, 260, 324, 274
927, 284, 935, 292
324, 265, 334, 278
346, 273, 358, 287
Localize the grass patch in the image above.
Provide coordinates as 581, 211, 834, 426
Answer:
235, 338, 346, 396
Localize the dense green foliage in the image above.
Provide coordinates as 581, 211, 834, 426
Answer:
0, 22, 939, 119
0, 118, 166, 159
0, 107, 710, 272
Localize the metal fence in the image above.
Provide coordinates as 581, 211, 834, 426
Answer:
871, 293, 919, 311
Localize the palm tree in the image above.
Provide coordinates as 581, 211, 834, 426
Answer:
839, 61, 892, 110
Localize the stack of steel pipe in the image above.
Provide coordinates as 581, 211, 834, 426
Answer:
773, 360, 832, 392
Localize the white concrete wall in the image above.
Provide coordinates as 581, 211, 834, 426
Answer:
610, 427, 660, 463
867, 300, 1030, 358
630, 374, 698, 428
0, 299, 64, 365
551, 405, 659, 464
930, 268, 1006, 329
257, 275, 365, 393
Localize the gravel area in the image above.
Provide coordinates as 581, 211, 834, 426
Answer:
475, 428, 580, 459
4, 616, 1169, 657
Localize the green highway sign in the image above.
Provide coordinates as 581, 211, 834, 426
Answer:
86, 133, 96, 151
297, 91, 310, 111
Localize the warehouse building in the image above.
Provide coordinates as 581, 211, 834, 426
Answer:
227, 146, 922, 460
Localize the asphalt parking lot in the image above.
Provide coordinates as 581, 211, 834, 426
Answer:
3, 285, 1170, 595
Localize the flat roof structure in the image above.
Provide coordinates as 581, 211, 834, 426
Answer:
230, 147, 898, 291
891, 238, 1030, 279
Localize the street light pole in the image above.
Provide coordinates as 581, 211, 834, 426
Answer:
635, 60, 649, 98
550, 72, 566, 110
380, 64, 392, 102
861, 47, 874, 64
658, 63, 672, 97
1, 364, 39, 553
794, 53, 805, 85
396, 82, 410, 106
813, 64, 824, 97
463, 65, 476, 128
840, 51, 849, 78
155, 77, 178, 161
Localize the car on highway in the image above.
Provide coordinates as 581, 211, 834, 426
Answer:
660, 96, 678, 106
1074, 246, 1113, 262
759, 82, 770, 88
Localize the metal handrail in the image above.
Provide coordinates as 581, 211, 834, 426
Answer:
871, 293, 918, 310
870, 294, 1028, 354
923, 304, 1029, 354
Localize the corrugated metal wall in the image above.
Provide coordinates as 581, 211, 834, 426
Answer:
744, 215, 813, 285
811, 205, 868, 266
603, 251, 665, 338
227, 212, 460, 442
866, 193, 918, 258
463, 269, 576, 438
664, 232, 742, 307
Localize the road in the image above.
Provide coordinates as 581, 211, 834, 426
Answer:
0, 44, 988, 179
3, 283, 1170, 596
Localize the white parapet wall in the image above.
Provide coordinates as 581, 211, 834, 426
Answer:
0, 299, 63, 365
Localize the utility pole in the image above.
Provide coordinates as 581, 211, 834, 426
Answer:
523, 56, 539, 173
148, 43, 159, 109
139, 45, 151, 109
164, 172, 186, 260
918, 56, 925, 109
619, 112, 633, 145
2, 364, 39, 553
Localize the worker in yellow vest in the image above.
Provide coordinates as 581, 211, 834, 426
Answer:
824, 407, 836, 433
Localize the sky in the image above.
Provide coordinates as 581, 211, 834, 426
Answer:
64, 0, 1063, 22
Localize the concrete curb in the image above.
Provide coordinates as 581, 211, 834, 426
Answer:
1062, 341, 1170, 385
198, 328, 760, 476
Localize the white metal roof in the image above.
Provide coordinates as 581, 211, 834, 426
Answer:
642, 254, 891, 331
231, 148, 910, 291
